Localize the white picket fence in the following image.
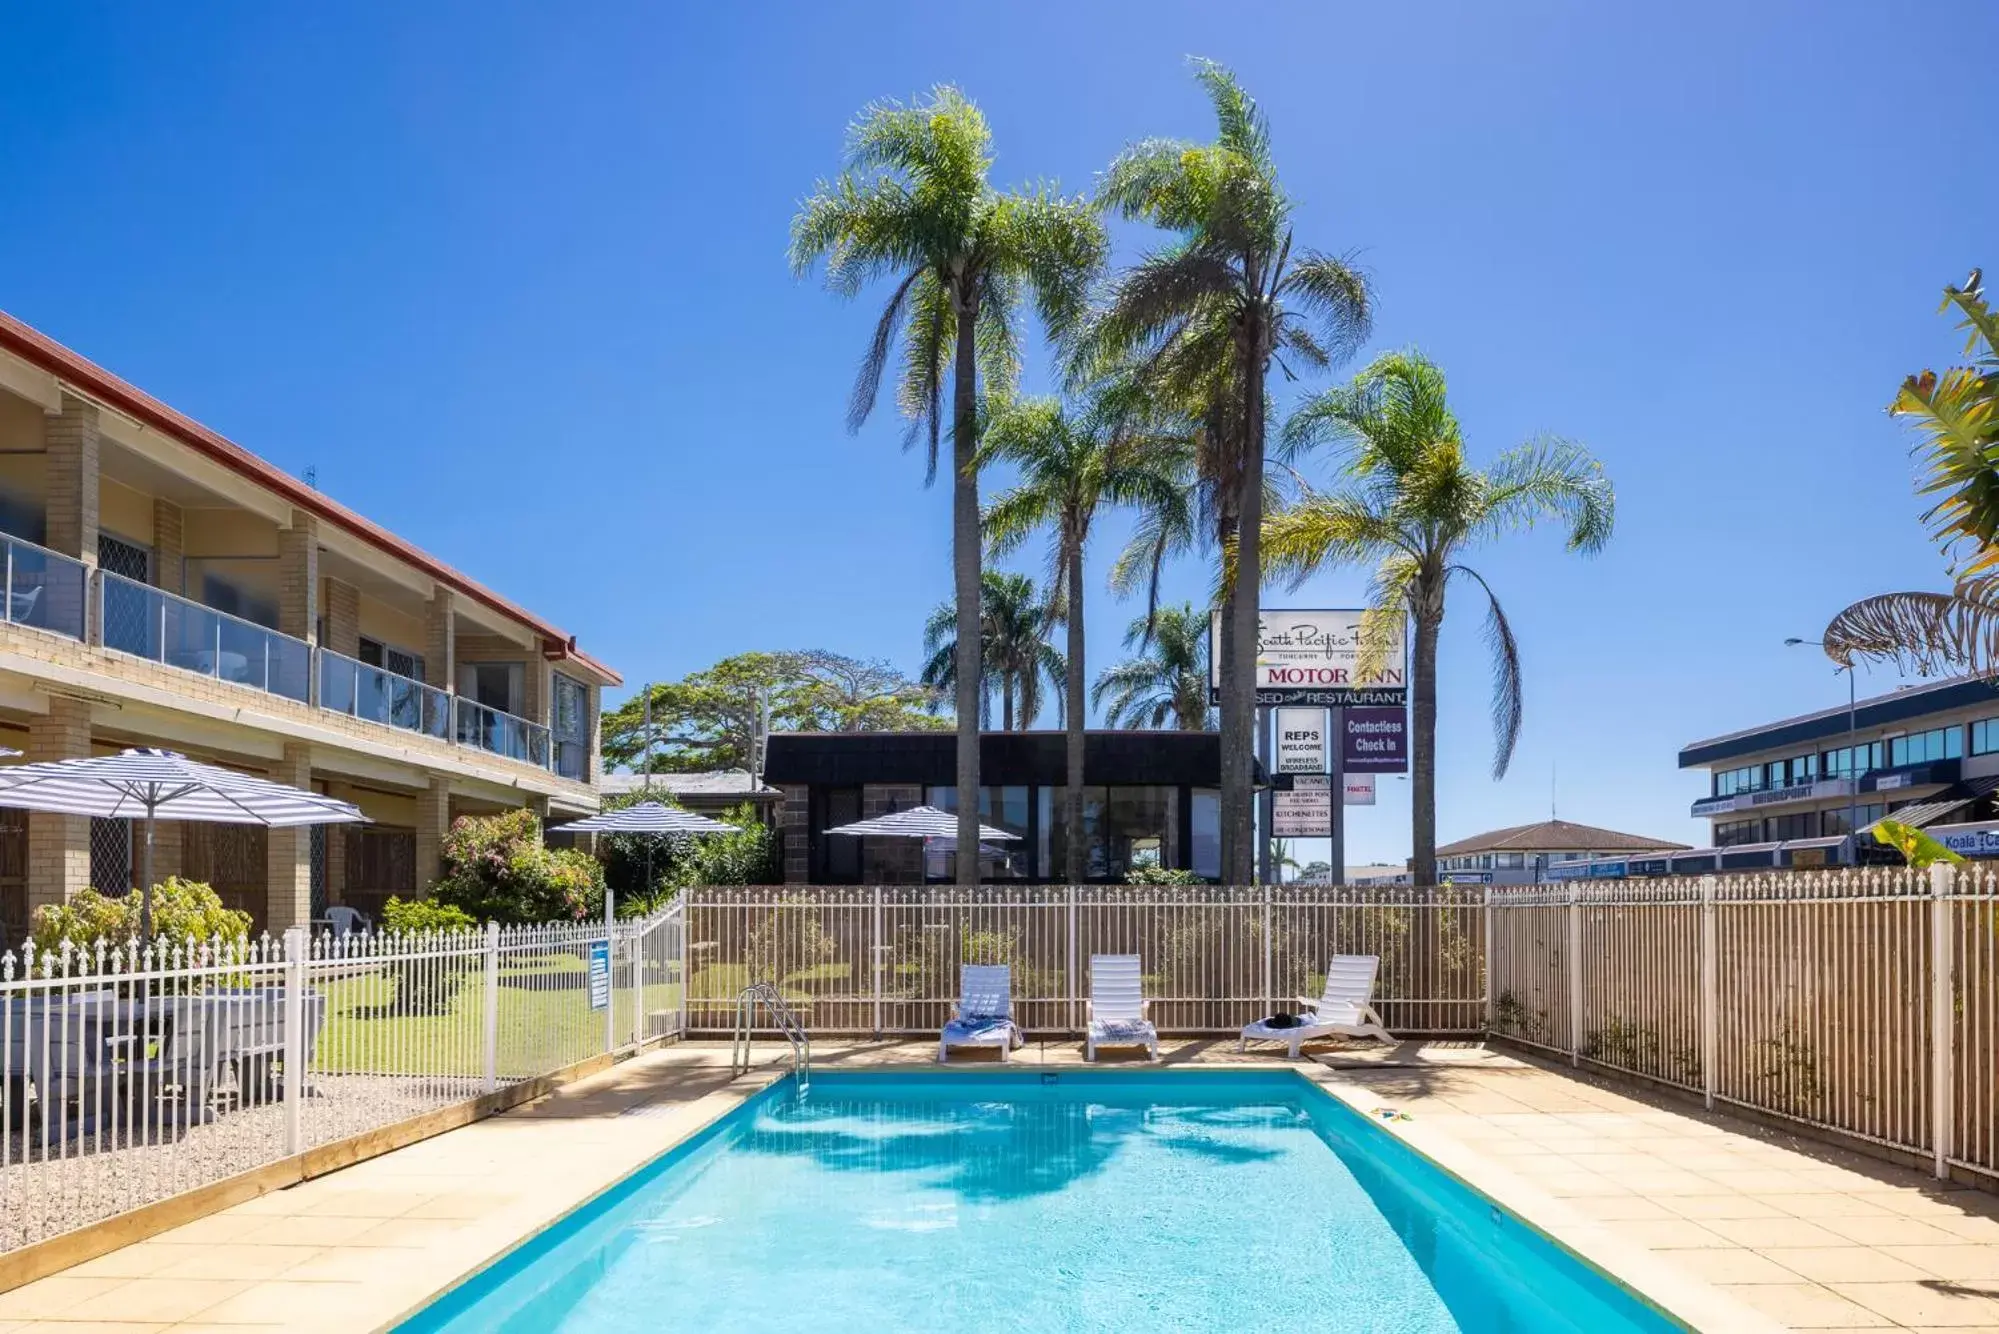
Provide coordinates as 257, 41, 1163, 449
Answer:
1486, 866, 1999, 1186
0, 903, 684, 1254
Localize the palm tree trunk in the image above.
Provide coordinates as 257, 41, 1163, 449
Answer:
1410, 594, 1441, 886
951, 297, 982, 886
1063, 534, 1087, 884
1002, 677, 1014, 732
1222, 325, 1267, 885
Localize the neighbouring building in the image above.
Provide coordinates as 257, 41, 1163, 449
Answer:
1679, 674, 1999, 867
1429, 819, 1690, 885
0, 310, 619, 941
762, 730, 1252, 884
598, 770, 782, 823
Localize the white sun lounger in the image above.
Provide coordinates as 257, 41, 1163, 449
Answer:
1085, 954, 1158, 1061
1238, 954, 1394, 1058
938, 964, 1024, 1062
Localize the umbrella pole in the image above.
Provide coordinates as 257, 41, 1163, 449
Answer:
140, 812, 157, 944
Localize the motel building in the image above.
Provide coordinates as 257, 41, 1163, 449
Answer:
0, 311, 618, 941
764, 730, 1251, 884
1677, 674, 1999, 869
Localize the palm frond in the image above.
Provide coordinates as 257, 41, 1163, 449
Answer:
848, 267, 925, 434
1820, 586, 1999, 675
1471, 437, 1617, 554
1449, 564, 1523, 779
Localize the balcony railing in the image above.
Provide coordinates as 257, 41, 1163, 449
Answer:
99, 571, 311, 703
319, 648, 451, 741
0, 562, 579, 779
0, 535, 88, 641
454, 695, 551, 768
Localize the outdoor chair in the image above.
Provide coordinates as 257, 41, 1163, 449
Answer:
937, 964, 1023, 1062
1238, 954, 1395, 1059
322, 906, 370, 937
1085, 954, 1157, 1061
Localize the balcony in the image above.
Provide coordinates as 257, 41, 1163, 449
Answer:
0, 533, 89, 642
99, 571, 311, 703
454, 695, 551, 768
319, 648, 451, 741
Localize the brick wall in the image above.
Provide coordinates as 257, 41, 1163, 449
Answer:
264, 742, 314, 931
277, 509, 319, 645
25, 696, 90, 908
44, 394, 99, 562
424, 587, 455, 696
324, 577, 361, 658
152, 499, 185, 596
415, 779, 450, 893
779, 783, 809, 883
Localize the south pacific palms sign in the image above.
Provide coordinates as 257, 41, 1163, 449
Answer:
1210, 609, 1409, 707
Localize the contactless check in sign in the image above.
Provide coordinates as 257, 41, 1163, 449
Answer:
1210, 610, 1409, 707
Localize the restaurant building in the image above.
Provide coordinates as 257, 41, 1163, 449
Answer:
0, 310, 619, 940
762, 730, 1249, 884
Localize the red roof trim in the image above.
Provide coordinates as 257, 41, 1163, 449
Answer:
0, 310, 621, 686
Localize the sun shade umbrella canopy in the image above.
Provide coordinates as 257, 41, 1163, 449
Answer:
0, 747, 367, 940
824, 805, 1020, 842
549, 801, 740, 835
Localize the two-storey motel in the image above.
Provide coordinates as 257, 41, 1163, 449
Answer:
1677, 674, 1999, 868
0, 311, 619, 941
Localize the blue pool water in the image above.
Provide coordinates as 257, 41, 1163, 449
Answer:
402, 1071, 1681, 1333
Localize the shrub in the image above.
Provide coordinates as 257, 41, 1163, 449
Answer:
1125, 865, 1207, 885
429, 809, 606, 925
380, 896, 478, 935
30, 878, 251, 956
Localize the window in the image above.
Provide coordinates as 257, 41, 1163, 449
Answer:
358, 637, 425, 681
1714, 765, 1764, 797
1973, 718, 1999, 756
925, 786, 1032, 880
1714, 819, 1763, 847
1821, 803, 1886, 836
1497, 853, 1525, 869
552, 674, 590, 781
1822, 742, 1884, 779
1191, 789, 1219, 880
1889, 726, 1963, 767
457, 662, 523, 715
1769, 812, 1818, 841
1046, 786, 1177, 882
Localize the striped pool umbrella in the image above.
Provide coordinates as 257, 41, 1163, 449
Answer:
0, 747, 367, 939
549, 801, 740, 836
824, 805, 1019, 842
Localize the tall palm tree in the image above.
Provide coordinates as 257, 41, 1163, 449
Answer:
981, 387, 1194, 881
1821, 271, 1999, 673
1262, 351, 1614, 885
1093, 604, 1213, 730
921, 571, 1065, 730
791, 87, 1105, 882
1086, 59, 1372, 883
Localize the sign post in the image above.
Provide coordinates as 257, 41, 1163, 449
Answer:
1329, 705, 1346, 885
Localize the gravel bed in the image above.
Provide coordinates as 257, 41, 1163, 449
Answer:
0, 1074, 489, 1252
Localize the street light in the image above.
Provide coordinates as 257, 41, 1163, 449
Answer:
1785, 637, 1861, 862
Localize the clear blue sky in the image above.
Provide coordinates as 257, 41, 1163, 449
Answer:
0, 2, 1989, 864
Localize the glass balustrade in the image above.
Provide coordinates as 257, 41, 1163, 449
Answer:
454, 695, 552, 768
98, 571, 311, 703
0, 535, 89, 641
318, 649, 451, 740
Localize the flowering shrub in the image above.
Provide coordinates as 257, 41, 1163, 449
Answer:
29, 877, 251, 954
380, 896, 478, 934
429, 808, 606, 925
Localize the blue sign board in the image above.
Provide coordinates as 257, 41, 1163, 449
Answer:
588, 940, 611, 1011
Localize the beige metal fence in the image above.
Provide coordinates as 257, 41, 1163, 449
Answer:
682, 885, 1487, 1037
1489, 867, 1999, 1186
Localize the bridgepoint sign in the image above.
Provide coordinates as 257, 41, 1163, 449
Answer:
1210, 610, 1409, 707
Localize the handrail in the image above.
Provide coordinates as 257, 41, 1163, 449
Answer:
454, 695, 552, 769
732, 981, 810, 1089
0, 534, 88, 642
319, 647, 451, 741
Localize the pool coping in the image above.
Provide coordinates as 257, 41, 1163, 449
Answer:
392, 1056, 1782, 1334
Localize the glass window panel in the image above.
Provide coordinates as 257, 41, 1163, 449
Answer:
1191, 788, 1219, 880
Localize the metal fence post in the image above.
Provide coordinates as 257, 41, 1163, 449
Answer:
604, 889, 617, 1057
1931, 861, 1955, 1180
282, 926, 306, 1156
1067, 884, 1079, 1033
483, 921, 500, 1093
1566, 884, 1583, 1067
1481, 888, 1494, 1031
1261, 883, 1273, 1017
1700, 875, 1718, 1111
872, 885, 884, 1040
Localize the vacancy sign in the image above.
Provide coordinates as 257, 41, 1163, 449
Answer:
1276, 707, 1327, 774
1273, 775, 1334, 837
1343, 773, 1377, 805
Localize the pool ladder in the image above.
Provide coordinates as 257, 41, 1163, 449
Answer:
731, 981, 811, 1090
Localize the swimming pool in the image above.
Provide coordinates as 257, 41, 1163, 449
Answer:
400, 1070, 1682, 1332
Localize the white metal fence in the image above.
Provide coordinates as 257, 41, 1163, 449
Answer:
0, 902, 685, 1255
682, 885, 1487, 1037
1487, 866, 1999, 1186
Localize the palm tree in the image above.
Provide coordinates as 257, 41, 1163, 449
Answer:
1093, 604, 1213, 730
791, 87, 1105, 882
1821, 271, 1999, 673
921, 571, 1065, 730
980, 388, 1194, 881
1086, 59, 1372, 883
1262, 351, 1614, 885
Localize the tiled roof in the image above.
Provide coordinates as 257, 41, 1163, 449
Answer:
1434, 818, 1691, 857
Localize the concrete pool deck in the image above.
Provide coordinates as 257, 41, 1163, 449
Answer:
0, 1039, 1991, 1331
